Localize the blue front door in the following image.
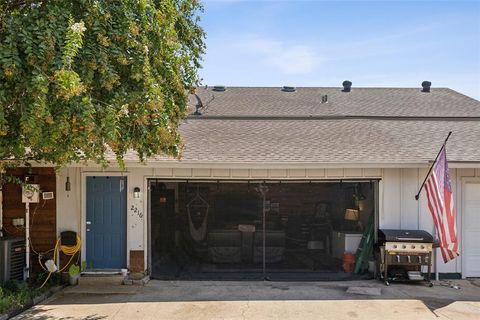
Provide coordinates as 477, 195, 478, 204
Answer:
86, 176, 127, 269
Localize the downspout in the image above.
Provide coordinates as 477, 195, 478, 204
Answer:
0, 184, 3, 238
0, 170, 3, 237
25, 202, 30, 279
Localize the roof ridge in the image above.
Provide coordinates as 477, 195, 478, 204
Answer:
197, 86, 454, 90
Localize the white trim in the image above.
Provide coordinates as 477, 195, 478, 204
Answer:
461, 177, 480, 278
81, 171, 130, 269
379, 174, 384, 228
13, 160, 480, 170
143, 174, 150, 274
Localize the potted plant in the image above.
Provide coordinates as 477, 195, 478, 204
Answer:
68, 264, 80, 286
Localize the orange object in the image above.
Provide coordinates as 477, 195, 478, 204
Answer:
342, 252, 356, 273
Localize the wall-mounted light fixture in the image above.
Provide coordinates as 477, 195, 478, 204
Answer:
133, 187, 141, 199
65, 176, 71, 191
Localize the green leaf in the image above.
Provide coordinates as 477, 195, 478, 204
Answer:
0, 0, 204, 168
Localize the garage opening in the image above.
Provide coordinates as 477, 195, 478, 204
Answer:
149, 180, 378, 280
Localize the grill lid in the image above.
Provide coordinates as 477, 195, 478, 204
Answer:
378, 229, 433, 243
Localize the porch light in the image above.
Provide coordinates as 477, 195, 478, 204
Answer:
65, 176, 71, 192
133, 187, 141, 199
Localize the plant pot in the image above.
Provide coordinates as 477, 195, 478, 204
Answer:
60, 272, 70, 284
69, 274, 80, 286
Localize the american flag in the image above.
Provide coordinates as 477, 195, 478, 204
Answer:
424, 146, 459, 263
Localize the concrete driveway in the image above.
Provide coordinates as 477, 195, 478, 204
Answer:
13, 279, 480, 320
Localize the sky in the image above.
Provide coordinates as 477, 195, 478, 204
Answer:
199, 0, 480, 100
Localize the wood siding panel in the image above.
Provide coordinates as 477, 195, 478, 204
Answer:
3, 168, 57, 274
192, 168, 211, 177
381, 169, 401, 228
251, 169, 268, 178
212, 169, 230, 177
400, 169, 419, 229
172, 168, 192, 177
326, 169, 344, 177
288, 169, 306, 178
154, 168, 173, 177
364, 168, 382, 177
344, 168, 363, 177
231, 169, 249, 178
306, 169, 325, 178
269, 169, 287, 178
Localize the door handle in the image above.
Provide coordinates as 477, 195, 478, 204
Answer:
87, 228, 90, 232
86, 221, 91, 225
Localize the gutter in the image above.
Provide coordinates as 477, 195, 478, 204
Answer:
0, 187, 3, 237
15, 160, 480, 170
186, 115, 480, 121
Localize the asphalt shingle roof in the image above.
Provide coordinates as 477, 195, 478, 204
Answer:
190, 87, 480, 118
122, 87, 480, 165
162, 119, 480, 164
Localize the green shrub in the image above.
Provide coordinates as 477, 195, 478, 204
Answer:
0, 277, 57, 314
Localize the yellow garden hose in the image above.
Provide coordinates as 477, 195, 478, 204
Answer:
39, 235, 81, 288
59, 235, 81, 272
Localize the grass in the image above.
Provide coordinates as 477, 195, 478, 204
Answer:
0, 273, 60, 315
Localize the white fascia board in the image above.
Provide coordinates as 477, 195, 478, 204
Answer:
11, 160, 480, 169
119, 160, 480, 169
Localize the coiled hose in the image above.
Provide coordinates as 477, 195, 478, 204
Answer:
39, 235, 81, 288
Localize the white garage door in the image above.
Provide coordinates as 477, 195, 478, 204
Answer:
464, 182, 480, 277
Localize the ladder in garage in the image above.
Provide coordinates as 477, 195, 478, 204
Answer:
354, 214, 375, 274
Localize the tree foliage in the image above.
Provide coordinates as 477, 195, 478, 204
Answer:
0, 0, 205, 169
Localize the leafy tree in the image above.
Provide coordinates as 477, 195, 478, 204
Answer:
0, 0, 205, 170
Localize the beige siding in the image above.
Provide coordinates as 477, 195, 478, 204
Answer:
381, 167, 480, 274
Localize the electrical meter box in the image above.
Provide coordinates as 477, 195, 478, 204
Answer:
22, 184, 40, 203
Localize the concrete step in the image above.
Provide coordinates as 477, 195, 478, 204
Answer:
79, 274, 126, 286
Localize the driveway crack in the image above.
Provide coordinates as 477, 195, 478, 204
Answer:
241, 300, 250, 320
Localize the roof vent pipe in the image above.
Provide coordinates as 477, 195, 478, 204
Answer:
282, 86, 296, 92
421, 81, 431, 93
342, 80, 352, 92
213, 85, 226, 92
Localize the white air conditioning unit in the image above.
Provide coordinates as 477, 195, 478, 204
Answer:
22, 184, 40, 203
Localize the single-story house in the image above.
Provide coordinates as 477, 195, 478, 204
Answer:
2, 81, 480, 281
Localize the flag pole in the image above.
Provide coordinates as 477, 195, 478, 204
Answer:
415, 131, 452, 200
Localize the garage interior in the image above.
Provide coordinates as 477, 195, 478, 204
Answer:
149, 180, 377, 280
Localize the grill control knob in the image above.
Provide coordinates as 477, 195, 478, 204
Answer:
420, 245, 425, 249
411, 245, 416, 249
393, 245, 397, 249
402, 245, 407, 249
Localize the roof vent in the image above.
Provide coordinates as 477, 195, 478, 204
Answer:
213, 85, 226, 92
342, 80, 352, 92
282, 86, 296, 92
421, 81, 431, 93
321, 95, 328, 103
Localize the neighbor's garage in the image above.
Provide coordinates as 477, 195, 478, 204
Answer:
463, 180, 480, 277
149, 180, 377, 280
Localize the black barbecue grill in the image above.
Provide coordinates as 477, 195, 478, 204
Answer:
377, 229, 434, 286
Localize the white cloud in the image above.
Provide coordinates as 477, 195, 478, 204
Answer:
239, 36, 323, 75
